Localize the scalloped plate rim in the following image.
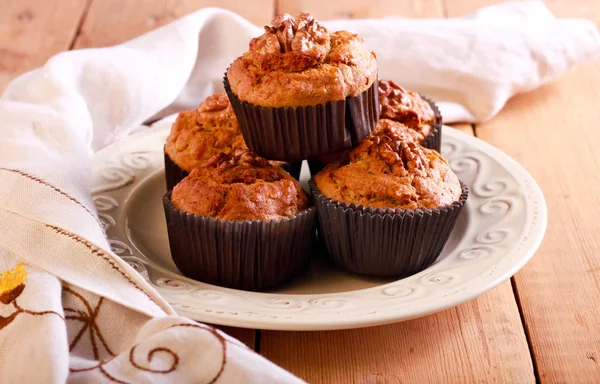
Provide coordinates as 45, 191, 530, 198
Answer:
92, 124, 547, 330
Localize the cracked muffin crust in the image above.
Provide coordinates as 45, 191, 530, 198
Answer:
226, 13, 378, 107
164, 93, 248, 172
378, 80, 440, 143
171, 151, 310, 222
314, 129, 462, 210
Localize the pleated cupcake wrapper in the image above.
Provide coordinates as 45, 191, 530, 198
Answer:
305, 96, 442, 177
420, 95, 443, 153
224, 73, 380, 163
309, 179, 468, 277
164, 151, 189, 191
280, 161, 303, 181
162, 192, 317, 291
164, 150, 302, 190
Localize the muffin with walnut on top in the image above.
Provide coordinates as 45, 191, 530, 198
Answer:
310, 126, 467, 277
378, 79, 442, 151
163, 150, 316, 291
164, 93, 302, 189
224, 12, 379, 162
307, 79, 442, 176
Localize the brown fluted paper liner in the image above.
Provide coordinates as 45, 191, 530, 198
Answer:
164, 151, 189, 191
164, 150, 302, 191
309, 179, 468, 277
162, 192, 317, 291
224, 74, 379, 163
421, 95, 442, 153
306, 96, 443, 177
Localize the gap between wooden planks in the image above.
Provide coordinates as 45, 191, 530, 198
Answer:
447, 1, 600, 382
0, 0, 545, 381
260, 1, 534, 383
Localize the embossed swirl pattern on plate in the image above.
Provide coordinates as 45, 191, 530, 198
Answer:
91, 126, 545, 327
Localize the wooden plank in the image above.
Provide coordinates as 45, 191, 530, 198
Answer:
472, 60, 600, 383
443, 0, 509, 17
276, 0, 444, 20
0, 0, 89, 90
261, 3, 533, 381
444, 1, 600, 381
444, 0, 600, 23
450, 123, 474, 136
73, 0, 274, 49
261, 282, 533, 383
215, 325, 255, 349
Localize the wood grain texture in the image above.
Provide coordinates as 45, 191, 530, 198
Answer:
73, 0, 274, 49
444, 0, 600, 381
215, 325, 255, 349
449, 123, 474, 136
262, 282, 533, 383
0, 0, 89, 90
261, 3, 533, 382
472, 60, 600, 383
442, 0, 509, 17
444, 0, 600, 23
277, 0, 444, 20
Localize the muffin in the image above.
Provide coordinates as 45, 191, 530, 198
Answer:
310, 129, 467, 276
163, 150, 316, 291
307, 80, 442, 176
379, 79, 442, 151
224, 12, 379, 162
164, 93, 301, 190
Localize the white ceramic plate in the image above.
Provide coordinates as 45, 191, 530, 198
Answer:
91, 122, 547, 331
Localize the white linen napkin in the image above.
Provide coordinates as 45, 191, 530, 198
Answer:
0, 1, 597, 382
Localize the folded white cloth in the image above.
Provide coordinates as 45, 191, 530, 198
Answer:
0, 1, 597, 382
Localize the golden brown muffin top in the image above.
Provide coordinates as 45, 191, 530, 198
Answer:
378, 80, 440, 139
227, 13, 378, 107
171, 151, 310, 222
314, 129, 461, 210
164, 93, 248, 172
373, 118, 425, 144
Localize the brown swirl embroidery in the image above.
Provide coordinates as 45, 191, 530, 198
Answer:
70, 322, 227, 384
129, 346, 179, 373
167, 323, 227, 384
44, 224, 162, 310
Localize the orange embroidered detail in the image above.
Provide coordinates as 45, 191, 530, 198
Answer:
0, 263, 27, 304
44, 224, 161, 309
0, 168, 98, 223
0, 263, 64, 329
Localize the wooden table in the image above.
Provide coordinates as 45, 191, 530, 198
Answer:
2, 0, 599, 382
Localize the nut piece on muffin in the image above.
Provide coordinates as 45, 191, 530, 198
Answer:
171, 150, 309, 222
227, 13, 377, 107
377, 80, 442, 151
310, 129, 467, 277
315, 127, 461, 210
307, 80, 442, 176
163, 150, 316, 291
224, 13, 380, 162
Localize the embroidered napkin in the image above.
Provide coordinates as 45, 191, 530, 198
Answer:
0, 1, 598, 382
